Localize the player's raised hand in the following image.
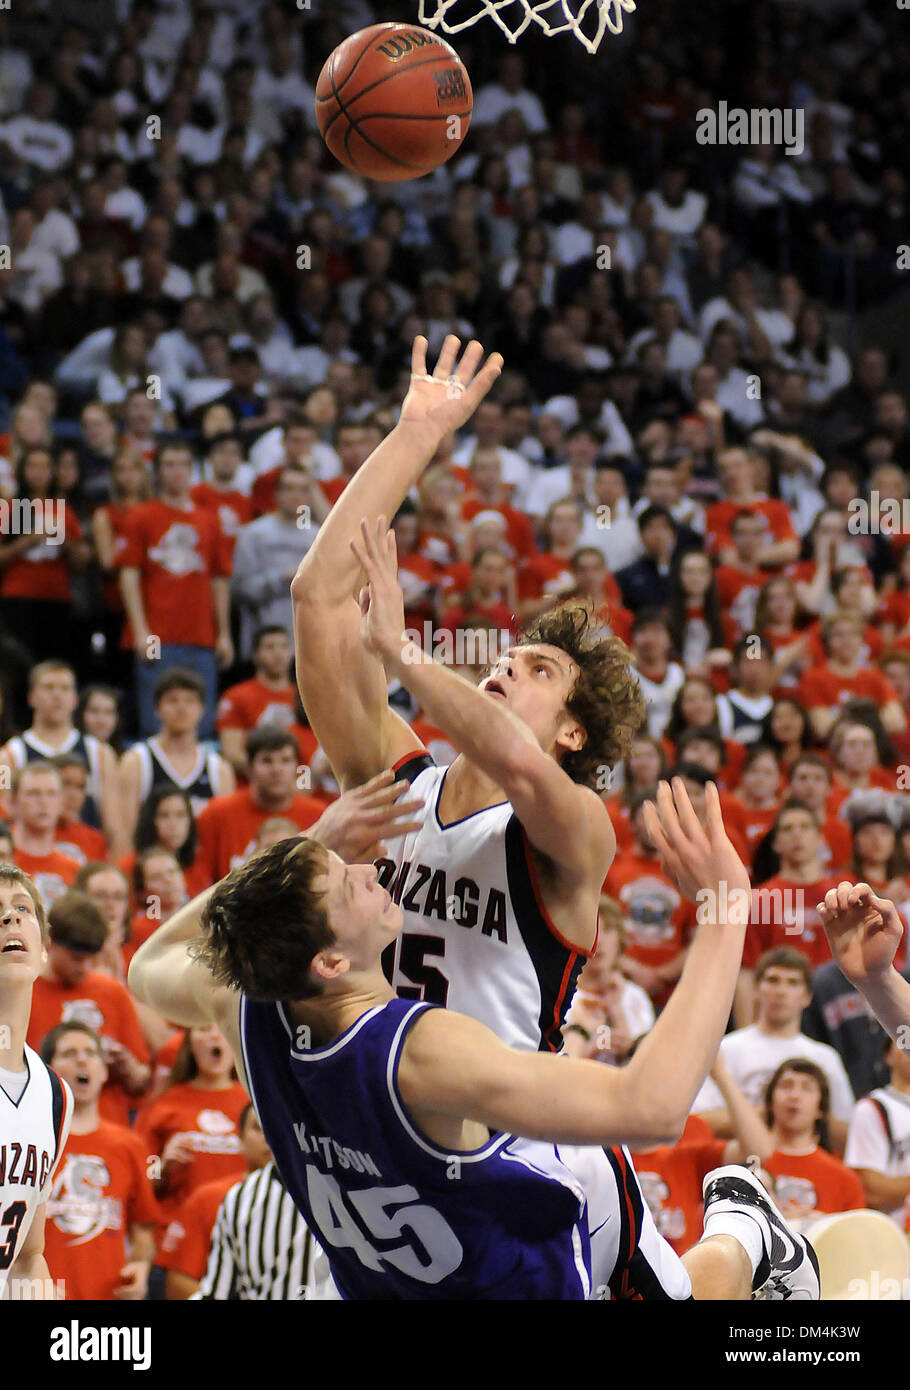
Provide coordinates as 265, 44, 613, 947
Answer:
642, 779, 751, 923
817, 881, 903, 985
399, 335, 504, 441
311, 768, 424, 864
350, 515, 407, 662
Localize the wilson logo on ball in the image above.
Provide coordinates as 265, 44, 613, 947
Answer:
377, 30, 437, 59
434, 68, 466, 103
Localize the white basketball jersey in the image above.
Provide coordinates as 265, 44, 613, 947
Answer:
377, 755, 592, 1053
0, 1046, 72, 1298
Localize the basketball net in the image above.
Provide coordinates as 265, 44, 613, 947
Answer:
418, 0, 636, 54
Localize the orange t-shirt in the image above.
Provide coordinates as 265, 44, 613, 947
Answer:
134, 1082, 249, 1228
0, 504, 83, 601
603, 850, 697, 1004
44, 1121, 161, 1301
115, 499, 232, 647
766, 1147, 866, 1217
194, 787, 324, 885
27, 971, 150, 1127
13, 847, 81, 907
632, 1133, 727, 1255
156, 1170, 245, 1279
744, 874, 852, 969
53, 821, 109, 865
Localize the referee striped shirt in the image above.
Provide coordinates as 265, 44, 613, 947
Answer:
195, 1162, 319, 1300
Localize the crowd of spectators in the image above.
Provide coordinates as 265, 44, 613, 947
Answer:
2, 0, 910, 1298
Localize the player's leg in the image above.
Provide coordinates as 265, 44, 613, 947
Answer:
686, 1165, 820, 1301
681, 1236, 752, 1300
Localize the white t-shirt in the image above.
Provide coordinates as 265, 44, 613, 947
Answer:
692, 1024, 855, 1123
635, 663, 686, 740
844, 1087, 910, 1225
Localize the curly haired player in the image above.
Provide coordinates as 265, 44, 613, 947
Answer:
293, 338, 644, 1055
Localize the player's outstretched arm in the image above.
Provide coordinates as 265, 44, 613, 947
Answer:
291, 337, 502, 791
353, 517, 614, 887
818, 881, 910, 1042
400, 780, 751, 1147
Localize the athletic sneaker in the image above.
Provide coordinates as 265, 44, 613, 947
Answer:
702, 1164, 821, 1301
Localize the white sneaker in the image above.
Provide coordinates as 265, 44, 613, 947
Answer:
702, 1164, 820, 1300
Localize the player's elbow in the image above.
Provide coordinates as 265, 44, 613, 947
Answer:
612, 1072, 687, 1147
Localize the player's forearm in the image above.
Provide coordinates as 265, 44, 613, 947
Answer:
623, 912, 748, 1139
166, 1269, 201, 1300
852, 966, 910, 1043
212, 577, 232, 639
712, 1067, 774, 1162
385, 636, 536, 779
10, 1252, 56, 1298
129, 1224, 156, 1265
292, 420, 441, 609
119, 568, 148, 634
853, 1167, 910, 1211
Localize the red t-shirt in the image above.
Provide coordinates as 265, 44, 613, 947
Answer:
116, 499, 232, 647
194, 787, 324, 885
134, 1082, 249, 1227
438, 602, 517, 637
714, 565, 767, 636
44, 1121, 161, 1301
13, 847, 80, 908
27, 971, 151, 1127
765, 1147, 866, 1217
460, 497, 538, 562
215, 677, 319, 775
827, 768, 896, 814
603, 851, 697, 1005
632, 1133, 727, 1255
877, 591, 910, 635
744, 873, 853, 969
706, 499, 796, 555
0, 504, 83, 601
190, 483, 253, 555
517, 553, 575, 603
398, 551, 439, 624
798, 666, 899, 712
727, 799, 780, 859
803, 620, 882, 668
53, 820, 109, 865
156, 1170, 244, 1279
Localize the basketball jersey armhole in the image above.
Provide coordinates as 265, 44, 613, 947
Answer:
391, 750, 435, 783
385, 1002, 510, 1165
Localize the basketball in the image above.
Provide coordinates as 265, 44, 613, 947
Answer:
314, 22, 473, 182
